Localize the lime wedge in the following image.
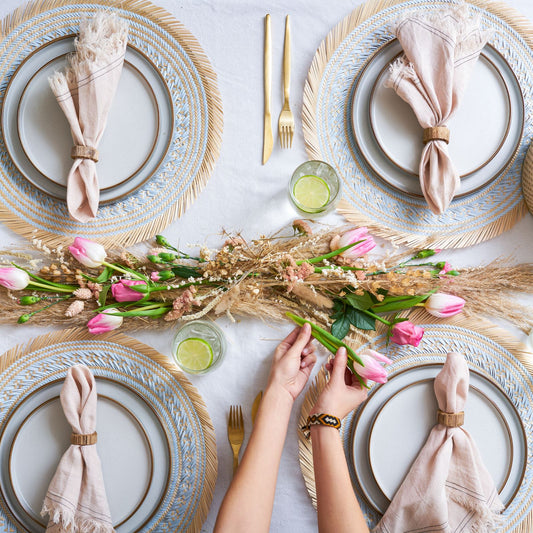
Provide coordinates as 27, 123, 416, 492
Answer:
293, 175, 330, 210
176, 338, 213, 372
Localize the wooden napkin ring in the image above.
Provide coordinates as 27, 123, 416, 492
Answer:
437, 409, 464, 427
423, 126, 450, 144
71, 431, 98, 446
71, 145, 99, 162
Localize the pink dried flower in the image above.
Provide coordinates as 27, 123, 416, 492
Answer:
65, 300, 85, 317
292, 219, 312, 236
164, 287, 200, 321
438, 262, 453, 276
224, 237, 246, 248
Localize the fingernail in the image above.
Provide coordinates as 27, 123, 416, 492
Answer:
303, 347, 309, 355
301, 360, 306, 368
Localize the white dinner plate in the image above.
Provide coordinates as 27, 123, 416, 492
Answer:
351, 40, 523, 197
0, 378, 171, 532
1, 35, 172, 204
352, 364, 526, 515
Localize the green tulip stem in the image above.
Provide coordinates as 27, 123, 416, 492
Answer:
295, 240, 364, 266
27, 281, 73, 293
101, 261, 145, 280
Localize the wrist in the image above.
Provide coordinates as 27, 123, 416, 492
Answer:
264, 381, 295, 410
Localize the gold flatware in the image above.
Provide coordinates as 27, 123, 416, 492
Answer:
251, 390, 263, 425
262, 14, 273, 164
278, 15, 294, 148
228, 405, 244, 475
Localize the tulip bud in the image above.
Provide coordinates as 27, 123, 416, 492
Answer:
390, 321, 424, 347
18, 313, 32, 324
413, 249, 437, 259
111, 280, 147, 302
69, 237, 106, 268
335, 227, 376, 259
0, 267, 30, 290
87, 308, 123, 334
425, 293, 465, 318
19, 296, 42, 305
352, 349, 393, 384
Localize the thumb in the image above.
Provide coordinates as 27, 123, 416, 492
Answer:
330, 347, 348, 384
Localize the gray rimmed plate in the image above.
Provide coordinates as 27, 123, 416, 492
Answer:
0, 378, 171, 532
352, 363, 526, 515
351, 39, 524, 197
1, 35, 173, 204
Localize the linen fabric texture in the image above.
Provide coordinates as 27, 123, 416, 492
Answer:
385, 6, 492, 214
49, 12, 128, 222
374, 352, 503, 533
41, 365, 113, 533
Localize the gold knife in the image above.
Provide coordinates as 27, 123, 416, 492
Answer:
251, 390, 263, 425
262, 15, 273, 165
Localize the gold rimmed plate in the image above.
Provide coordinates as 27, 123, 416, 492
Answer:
0, 377, 170, 532
351, 39, 523, 198
1, 35, 173, 204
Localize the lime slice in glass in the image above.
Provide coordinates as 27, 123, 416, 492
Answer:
176, 338, 213, 372
293, 175, 330, 210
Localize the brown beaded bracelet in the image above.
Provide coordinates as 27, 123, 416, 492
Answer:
301, 413, 341, 440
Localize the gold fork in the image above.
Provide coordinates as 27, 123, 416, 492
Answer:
278, 15, 294, 148
228, 405, 244, 475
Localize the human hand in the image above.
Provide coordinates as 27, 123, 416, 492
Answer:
267, 323, 317, 401
311, 347, 368, 420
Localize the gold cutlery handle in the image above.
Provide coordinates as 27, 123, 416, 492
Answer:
233, 453, 239, 475
264, 14, 271, 115
283, 15, 290, 103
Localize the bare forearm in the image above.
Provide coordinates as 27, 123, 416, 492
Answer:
311, 426, 369, 533
214, 385, 293, 533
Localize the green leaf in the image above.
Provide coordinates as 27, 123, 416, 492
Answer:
331, 314, 350, 341
347, 308, 376, 331
172, 265, 201, 278
98, 284, 110, 307
371, 292, 433, 314
96, 266, 114, 283
345, 291, 373, 311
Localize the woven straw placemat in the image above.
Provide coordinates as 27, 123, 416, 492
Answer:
303, 0, 531, 249
0, 0, 223, 248
0, 328, 217, 532
299, 310, 533, 532
522, 142, 533, 215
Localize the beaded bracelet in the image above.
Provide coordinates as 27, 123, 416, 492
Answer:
301, 413, 341, 440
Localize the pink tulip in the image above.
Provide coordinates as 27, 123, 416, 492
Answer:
438, 262, 452, 275
337, 227, 376, 259
0, 267, 30, 290
425, 293, 465, 318
390, 321, 424, 347
87, 308, 123, 334
353, 349, 392, 384
111, 279, 147, 302
69, 237, 106, 268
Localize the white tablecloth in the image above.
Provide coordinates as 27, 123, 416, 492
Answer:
0, 0, 532, 531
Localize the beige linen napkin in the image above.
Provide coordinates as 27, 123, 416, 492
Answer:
49, 13, 128, 223
374, 352, 503, 533
385, 6, 491, 214
41, 365, 113, 533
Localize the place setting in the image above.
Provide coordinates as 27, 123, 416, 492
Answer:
0, 0, 223, 248
303, 0, 533, 249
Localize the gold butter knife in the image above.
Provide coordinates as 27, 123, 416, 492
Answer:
251, 390, 263, 425
262, 15, 273, 165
